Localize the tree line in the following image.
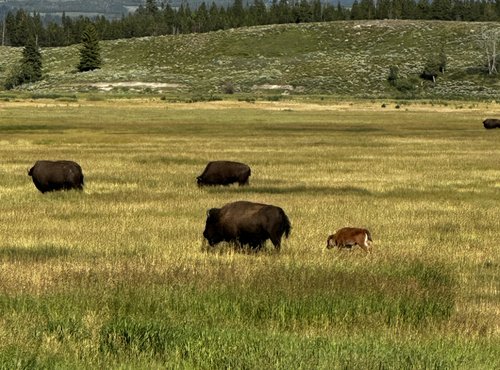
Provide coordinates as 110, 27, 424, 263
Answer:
1, 0, 500, 47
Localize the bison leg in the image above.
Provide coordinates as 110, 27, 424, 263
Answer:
238, 177, 249, 186
269, 234, 282, 251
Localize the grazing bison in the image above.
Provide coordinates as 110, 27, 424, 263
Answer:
483, 118, 500, 129
28, 160, 84, 193
327, 227, 373, 253
203, 201, 291, 251
197, 161, 251, 186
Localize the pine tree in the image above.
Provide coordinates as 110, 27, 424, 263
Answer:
4, 36, 42, 89
22, 36, 42, 80
77, 25, 102, 72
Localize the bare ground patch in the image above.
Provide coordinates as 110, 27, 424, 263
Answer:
90, 82, 184, 91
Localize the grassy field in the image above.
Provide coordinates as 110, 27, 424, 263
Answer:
0, 98, 499, 368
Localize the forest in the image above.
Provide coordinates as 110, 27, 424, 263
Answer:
1, 0, 500, 47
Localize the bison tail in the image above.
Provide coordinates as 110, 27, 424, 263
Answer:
281, 210, 292, 239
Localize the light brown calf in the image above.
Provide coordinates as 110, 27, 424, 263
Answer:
326, 227, 373, 253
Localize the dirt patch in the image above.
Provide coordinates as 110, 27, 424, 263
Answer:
90, 82, 184, 91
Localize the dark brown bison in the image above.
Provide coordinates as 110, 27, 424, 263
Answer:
28, 160, 84, 193
197, 161, 251, 186
203, 201, 291, 250
327, 227, 373, 253
483, 118, 500, 129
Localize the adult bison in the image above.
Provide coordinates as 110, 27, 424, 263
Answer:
28, 160, 84, 193
327, 227, 373, 253
197, 161, 251, 186
203, 201, 291, 251
483, 118, 500, 129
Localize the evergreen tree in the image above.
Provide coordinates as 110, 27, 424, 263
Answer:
194, 2, 209, 33
312, 0, 323, 21
294, 0, 313, 23
377, 0, 393, 19
253, 0, 268, 25
146, 0, 159, 15
77, 25, 102, 72
401, 0, 417, 18
230, 0, 245, 27
336, 1, 347, 20
415, 0, 431, 19
323, 4, 337, 21
209, 2, 224, 31
351, 0, 363, 19
4, 36, 42, 89
430, 0, 453, 19
277, 0, 292, 23
359, 0, 376, 19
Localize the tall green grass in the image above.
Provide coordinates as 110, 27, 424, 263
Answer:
0, 99, 498, 368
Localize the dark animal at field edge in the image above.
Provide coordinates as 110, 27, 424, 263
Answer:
203, 201, 291, 251
327, 227, 373, 253
483, 118, 500, 129
419, 71, 437, 83
28, 160, 84, 193
197, 161, 251, 186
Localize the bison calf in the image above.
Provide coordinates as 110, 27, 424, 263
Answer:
327, 227, 373, 253
483, 118, 500, 129
203, 201, 291, 251
28, 160, 84, 193
197, 161, 251, 186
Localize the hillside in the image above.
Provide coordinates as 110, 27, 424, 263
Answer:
1, 20, 499, 99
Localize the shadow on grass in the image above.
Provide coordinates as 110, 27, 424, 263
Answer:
0, 245, 71, 262
201, 241, 281, 256
211, 185, 372, 196
262, 125, 384, 134
0, 124, 71, 132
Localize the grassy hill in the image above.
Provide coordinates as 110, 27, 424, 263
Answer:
1, 20, 500, 100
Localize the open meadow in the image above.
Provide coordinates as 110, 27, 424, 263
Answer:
0, 98, 499, 368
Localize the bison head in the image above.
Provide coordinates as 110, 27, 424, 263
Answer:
203, 208, 223, 246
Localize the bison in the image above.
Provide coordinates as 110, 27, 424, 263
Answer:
327, 227, 373, 253
28, 160, 84, 193
203, 201, 291, 251
197, 161, 251, 186
483, 118, 500, 129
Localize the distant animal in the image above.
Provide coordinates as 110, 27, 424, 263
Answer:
28, 160, 84, 193
197, 161, 251, 186
203, 201, 291, 251
419, 71, 437, 83
327, 227, 373, 253
483, 118, 500, 129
